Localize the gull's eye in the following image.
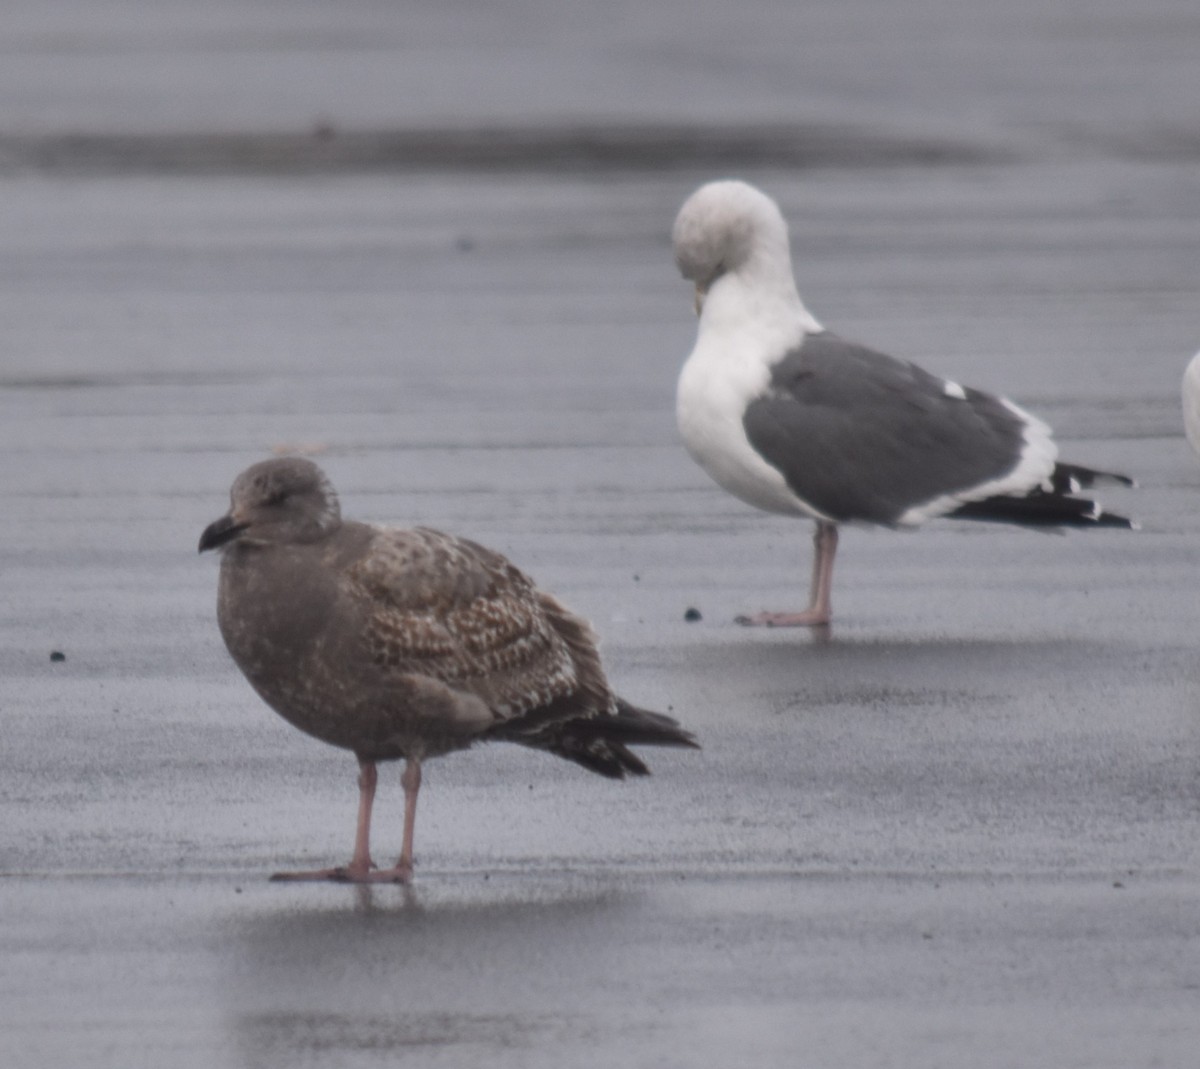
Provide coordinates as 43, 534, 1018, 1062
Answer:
260, 487, 289, 508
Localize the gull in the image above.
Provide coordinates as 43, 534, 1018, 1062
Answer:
1182, 350, 1200, 458
199, 457, 697, 882
672, 179, 1133, 627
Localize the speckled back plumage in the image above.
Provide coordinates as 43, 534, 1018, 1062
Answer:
350, 527, 591, 716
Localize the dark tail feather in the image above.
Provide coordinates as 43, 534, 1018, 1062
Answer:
1050, 462, 1136, 493
515, 699, 699, 780
608, 699, 701, 749
949, 490, 1134, 528
559, 739, 652, 780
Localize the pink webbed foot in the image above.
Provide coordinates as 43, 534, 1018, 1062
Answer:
269, 860, 412, 884
735, 608, 831, 628
734, 522, 838, 629
267, 755, 420, 885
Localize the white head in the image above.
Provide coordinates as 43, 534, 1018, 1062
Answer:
672, 180, 812, 325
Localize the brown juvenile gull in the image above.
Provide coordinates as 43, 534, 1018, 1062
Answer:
199, 456, 698, 883
672, 179, 1135, 628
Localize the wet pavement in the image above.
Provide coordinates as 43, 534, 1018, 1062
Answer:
2, 3, 1200, 1067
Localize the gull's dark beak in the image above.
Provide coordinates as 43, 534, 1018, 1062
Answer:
198, 514, 248, 553
693, 280, 707, 316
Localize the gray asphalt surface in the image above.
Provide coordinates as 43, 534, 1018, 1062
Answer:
2, 3, 1199, 1067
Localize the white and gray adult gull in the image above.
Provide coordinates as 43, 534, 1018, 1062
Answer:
199, 457, 697, 883
672, 179, 1134, 628
1182, 350, 1200, 458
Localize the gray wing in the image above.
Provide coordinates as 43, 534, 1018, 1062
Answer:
346, 526, 602, 721
742, 331, 1034, 524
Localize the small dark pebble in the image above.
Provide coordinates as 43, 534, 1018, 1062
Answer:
683, 607, 702, 622
633, 574, 640, 582
455, 235, 476, 252
50, 650, 66, 662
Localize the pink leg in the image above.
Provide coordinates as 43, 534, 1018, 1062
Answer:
349, 759, 378, 873
398, 758, 421, 879
271, 756, 409, 884
736, 521, 838, 628
355, 757, 421, 883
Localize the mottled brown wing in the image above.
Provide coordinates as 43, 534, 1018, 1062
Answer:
345, 525, 583, 719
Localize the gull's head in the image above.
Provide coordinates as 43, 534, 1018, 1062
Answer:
672, 180, 796, 316
199, 456, 342, 553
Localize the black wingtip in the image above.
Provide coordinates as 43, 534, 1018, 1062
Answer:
538, 701, 699, 779
949, 493, 1135, 529
1089, 509, 1137, 530
611, 699, 702, 750
1051, 462, 1136, 493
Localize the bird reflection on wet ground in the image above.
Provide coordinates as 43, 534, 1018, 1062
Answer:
226, 877, 633, 1064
